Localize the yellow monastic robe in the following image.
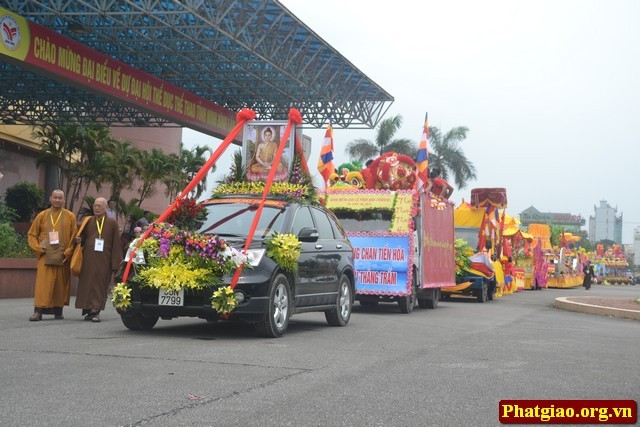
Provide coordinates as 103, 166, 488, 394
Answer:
27, 208, 78, 308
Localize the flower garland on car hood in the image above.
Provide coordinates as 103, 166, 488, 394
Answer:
112, 223, 248, 314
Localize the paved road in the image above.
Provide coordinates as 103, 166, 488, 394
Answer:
1, 285, 638, 427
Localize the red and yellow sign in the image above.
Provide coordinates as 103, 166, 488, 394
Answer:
0, 7, 236, 138
389, 192, 414, 233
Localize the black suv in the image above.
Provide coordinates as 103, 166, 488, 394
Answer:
119, 195, 355, 338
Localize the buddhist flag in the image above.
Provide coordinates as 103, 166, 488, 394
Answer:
416, 112, 429, 190
317, 121, 335, 185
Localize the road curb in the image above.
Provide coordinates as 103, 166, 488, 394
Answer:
554, 297, 640, 321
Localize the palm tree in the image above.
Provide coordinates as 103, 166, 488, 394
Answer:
34, 122, 82, 206
160, 145, 213, 201
137, 148, 170, 206
34, 121, 113, 211
179, 144, 214, 199
161, 152, 182, 201
345, 115, 416, 162
103, 139, 139, 202
427, 126, 477, 189
69, 123, 115, 211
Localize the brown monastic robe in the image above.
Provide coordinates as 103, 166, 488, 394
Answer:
75, 216, 123, 311
27, 208, 78, 308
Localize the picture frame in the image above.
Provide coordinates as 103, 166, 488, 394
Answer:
243, 121, 295, 182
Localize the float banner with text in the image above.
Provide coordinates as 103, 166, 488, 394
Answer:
349, 235, 411, 295
499, 399, 637, 424
324, 192, 396, 211
0, 7, 236, 137
421, 193, 455, 287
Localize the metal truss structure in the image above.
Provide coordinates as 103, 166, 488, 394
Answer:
0, 0, 394, 133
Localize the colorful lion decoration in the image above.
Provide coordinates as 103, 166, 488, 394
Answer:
328, 161, 366, 190
360, 152, 417, 190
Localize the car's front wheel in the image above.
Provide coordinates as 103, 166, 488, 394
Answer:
255, 273, 290, 338
120, 311, 159, 330
325, 275, 352, 326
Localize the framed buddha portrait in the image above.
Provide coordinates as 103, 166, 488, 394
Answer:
243, 121, 294, 182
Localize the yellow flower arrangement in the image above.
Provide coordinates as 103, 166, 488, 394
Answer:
265, 233, 301, 272
120, 223, 249, 314
111, 282, 132, 310
137, 261, 213, 292
211, 285, 238, 314
212, 181, 310, 201
454, 239, 474, 282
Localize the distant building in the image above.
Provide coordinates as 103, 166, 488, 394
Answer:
519, 206, 585, 233
588, 200, 622, 244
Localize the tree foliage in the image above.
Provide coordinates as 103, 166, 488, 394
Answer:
33, 122, 214, 215
345, 115, 416, 162
426, 126, 477, 189
5, 182, 44, 222
345, 114, 477, 190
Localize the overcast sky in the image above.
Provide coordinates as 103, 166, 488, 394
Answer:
185, 0, 640, 244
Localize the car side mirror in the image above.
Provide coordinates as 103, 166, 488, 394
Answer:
298, 227, 319, 242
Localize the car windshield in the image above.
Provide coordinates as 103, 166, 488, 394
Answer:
198, 203, 286, 239
331, 209, 393, 233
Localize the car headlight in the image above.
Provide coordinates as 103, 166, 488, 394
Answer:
124, 247, 146, 265
245, 248, 265, 267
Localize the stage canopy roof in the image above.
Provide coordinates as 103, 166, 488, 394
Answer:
0, 0, 393, 135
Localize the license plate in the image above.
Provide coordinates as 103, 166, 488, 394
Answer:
158, 289, 184, 306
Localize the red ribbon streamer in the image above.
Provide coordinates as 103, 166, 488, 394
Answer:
229, 108, 302, 289
121, 108, 256, 284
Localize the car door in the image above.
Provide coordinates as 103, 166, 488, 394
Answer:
308, 207, 343, 304
289, 206, 320, 307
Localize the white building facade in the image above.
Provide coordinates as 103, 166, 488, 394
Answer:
588, 200, 623, 244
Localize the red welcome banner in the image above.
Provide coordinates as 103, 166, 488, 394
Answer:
0, 7, 236, 138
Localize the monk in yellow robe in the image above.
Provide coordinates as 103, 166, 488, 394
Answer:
27, 189, 78, 321
75, 197, 123, 322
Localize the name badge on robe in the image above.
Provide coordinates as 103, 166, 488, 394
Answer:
94, 238, 105, 252
49, 231, 60, 245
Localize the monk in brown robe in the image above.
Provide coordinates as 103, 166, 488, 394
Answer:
74, 197, 123, 322
27, 189, 78, 321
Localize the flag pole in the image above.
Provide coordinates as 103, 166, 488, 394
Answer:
317, 117, 335, 189
416, 112, 429, 191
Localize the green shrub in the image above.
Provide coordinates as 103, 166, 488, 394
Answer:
0, 223, 34, 258
0, 198, 18, 223
5, 182, 44, 222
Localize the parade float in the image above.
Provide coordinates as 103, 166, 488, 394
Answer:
592, 244, 632, 285
324, 152, 456, 313
545, 242, 584, 289
519, 223, 555, 289
447, 188, 513, 301
502, 215, 534, 291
